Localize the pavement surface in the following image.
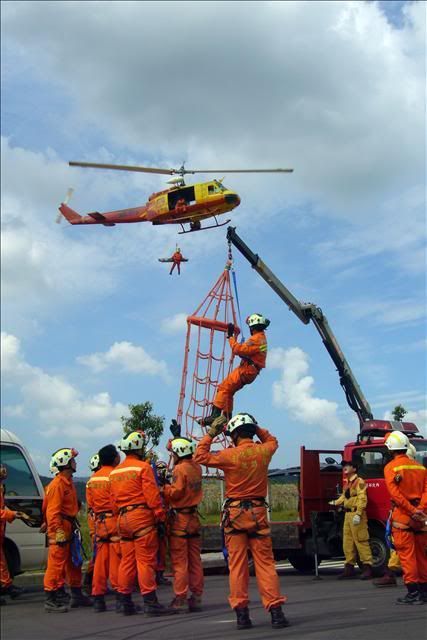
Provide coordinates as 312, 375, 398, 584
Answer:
2, 566, 426, 640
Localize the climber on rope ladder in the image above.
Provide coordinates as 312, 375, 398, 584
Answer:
200, 313, 270, 426
158, 246, 188, 276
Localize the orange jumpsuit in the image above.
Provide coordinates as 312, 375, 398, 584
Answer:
214, 331, 267, 414
1, 488, 16, 588
163, 459, 204, 598
44, 473, 82, 592
86, 466, 121, 596
194, 427, 285, 611
109, 455, 165, 596
170, 251, 185, 275
384, 454, 427, 586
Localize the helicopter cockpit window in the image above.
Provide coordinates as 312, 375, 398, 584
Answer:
208, 184, 222, 195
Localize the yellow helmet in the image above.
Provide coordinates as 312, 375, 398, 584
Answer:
89, 454, 100, 471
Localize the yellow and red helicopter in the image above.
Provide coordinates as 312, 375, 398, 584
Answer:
57, 161, 293, 233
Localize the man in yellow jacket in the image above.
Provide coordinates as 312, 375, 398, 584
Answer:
329, 459, 373, 580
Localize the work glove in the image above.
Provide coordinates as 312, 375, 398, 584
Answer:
207, 415, 227, 438
411, 509, 427, 522
170, 419, 181, 438
328, 500, 336, 507
55, 529, 68, 545
157, 522, 167, 538
15, 511, 31, 521
227, 323, 235, 339
352, 514, 361, 526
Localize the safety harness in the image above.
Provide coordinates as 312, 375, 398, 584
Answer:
168, 505, 201, 539
221, 497, 270, 538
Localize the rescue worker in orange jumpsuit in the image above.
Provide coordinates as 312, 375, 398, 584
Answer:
202, 314, 269, 426
86, 445, 122, 612
329, 459, 373, 580
163, 434, 204, 613
169, 248, 187, 276
0, 465, 30, 603
373, 441, 419, 588
44, 448, 92, 612
194, 413, 289, 630
383, 431, 427, 604
109, 431, 174, 616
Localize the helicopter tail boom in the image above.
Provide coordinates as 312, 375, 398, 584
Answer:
58, 203, 83, 225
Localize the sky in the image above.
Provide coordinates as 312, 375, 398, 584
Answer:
1, 0, 426, 476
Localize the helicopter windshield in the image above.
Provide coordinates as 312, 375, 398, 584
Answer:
208, 181, 226, 194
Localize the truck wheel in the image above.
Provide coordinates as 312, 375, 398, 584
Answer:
367, 525, 389, 577
287, 551, 319, 574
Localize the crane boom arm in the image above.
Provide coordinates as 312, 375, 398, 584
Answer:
226, 227, 373, 427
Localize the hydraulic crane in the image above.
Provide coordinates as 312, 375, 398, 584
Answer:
226, 226, 373, 429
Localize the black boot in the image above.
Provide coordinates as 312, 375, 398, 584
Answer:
418, 583, 427, 604
83, 568, 93, 594
143, 590, 176, 616
156, 570, 171, 586
114, 591, 123, 613
360, 564, 373, 581
93, 595, 106, 612
235, 607, 252, 630
1, 584, 24, 599
55, 587, 71, 604
121, 593, 138, 616
396, 583, 423, 605
270, 605, 290, 629
44, 590, 68, 613
199, 406, 221, 427
338, 563, 356, 579
70, 587, 93, 608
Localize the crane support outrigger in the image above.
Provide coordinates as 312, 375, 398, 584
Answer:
226, 226, 373, 428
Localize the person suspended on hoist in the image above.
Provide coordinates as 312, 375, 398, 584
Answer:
201, 313, 270, 426
158, 247, 188, 276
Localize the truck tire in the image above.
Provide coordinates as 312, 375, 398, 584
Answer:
367, 525, 389, 577
4, 539, 21, 578
287, 551, 319, 574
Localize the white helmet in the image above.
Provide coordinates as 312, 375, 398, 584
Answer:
170, 437, 196, 458
407, 443, 417, 460
89, 454, 100, 471
246, 313, 270, 328
119, 431, 146, 452
50, 447, 78, 471
385, 431, 409, 451
225, 412, 258, 436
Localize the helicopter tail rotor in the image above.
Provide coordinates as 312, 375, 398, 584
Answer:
56, 188, 74, 224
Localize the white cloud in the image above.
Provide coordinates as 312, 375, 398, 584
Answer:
269, 346, 352, 438
1, 331, 129, 439
161, 313, 188, 334
77, 341, 170, 380
2, 1, 424, 212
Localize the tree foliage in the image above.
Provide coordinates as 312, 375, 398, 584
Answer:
120, 402, 165, 456
391, 404, 407, 422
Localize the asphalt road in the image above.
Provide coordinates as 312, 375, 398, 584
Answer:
2, 568, 426, 640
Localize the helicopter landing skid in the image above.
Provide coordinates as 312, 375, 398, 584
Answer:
178, 216, 231, 234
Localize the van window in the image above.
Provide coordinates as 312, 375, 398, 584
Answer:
1, 445, 39, 496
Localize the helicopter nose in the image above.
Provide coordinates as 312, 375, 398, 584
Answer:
225, 193, 240, 205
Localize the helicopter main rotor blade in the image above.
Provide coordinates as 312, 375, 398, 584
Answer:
69, 161, 176, 175
184, 168, 294, 174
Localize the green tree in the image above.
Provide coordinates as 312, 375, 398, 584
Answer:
120, 402, 165, 457
391, 404, 407, 422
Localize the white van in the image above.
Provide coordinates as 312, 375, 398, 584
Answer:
1, 428, 47, 575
